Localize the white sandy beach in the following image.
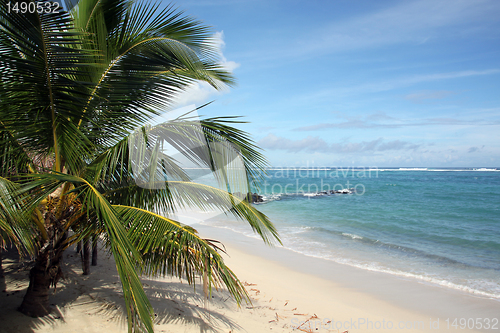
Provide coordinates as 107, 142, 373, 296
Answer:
1, 224, 499, 333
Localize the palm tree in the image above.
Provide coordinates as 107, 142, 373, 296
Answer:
0, 0, 280, 332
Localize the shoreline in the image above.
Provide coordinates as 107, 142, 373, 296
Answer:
198, 219, 500, 301
1, 224, 499, 332
196, 223, 500, 332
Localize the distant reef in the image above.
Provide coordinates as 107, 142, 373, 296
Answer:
245, 192, 263, 203
231, 192, 264, 203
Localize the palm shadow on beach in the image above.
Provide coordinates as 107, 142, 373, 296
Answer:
0, 247, 94, 333
144, 279, 242, 333
0, 247, 62, 333
92, 274, 243, 333
0, 246, 240, 333
0, 249, 6, 293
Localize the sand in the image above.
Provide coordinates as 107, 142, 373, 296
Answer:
1, 224, 499, 333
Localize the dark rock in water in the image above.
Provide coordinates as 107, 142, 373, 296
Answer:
245, 192, 263, 203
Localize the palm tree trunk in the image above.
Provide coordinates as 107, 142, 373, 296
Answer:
76, 240, 81, 254
19, 232, 66, 317
0, 249, 5, 294
0, 249, 3, 277
82, 240, 90, 275
18, 252, 52, 317
91, 236, 97, 266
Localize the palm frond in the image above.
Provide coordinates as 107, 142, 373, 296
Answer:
80, 180, 154, 333
1, 1, 275, 332
18, 172, 154, 332
0, 176, 38, 254
71, 0, 234, 148
201, 117, 269, 187
104, 181, 280, 245
0, 122, 35, 176
114, 204, 249, 304
84, 135, 191, 186
0, 0, 96, 173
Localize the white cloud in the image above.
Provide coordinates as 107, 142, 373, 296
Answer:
404, 90, 455, 103
354, 69, 500, 95
297, 0, 500, 56
293, 112, 500, 131
171, 31, 240, 109
212, 31, 241, 72
404, 69, 500, 86
170, 81, 217, 107
286, 68, 500, 108
258, 134, 422, 154
244, 0, 500, 64
468, 145, 485, 153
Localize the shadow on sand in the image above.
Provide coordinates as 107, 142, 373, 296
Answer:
0, 245, 240, 333
0, 247, 65, 333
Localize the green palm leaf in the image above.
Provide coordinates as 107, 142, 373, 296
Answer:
0, 176, 35, 252
0, 0, 96, 173
71, 0, 235, 148
1, 1, 279, 332
104, 181, 280, 245
20, 172, 154, 332
114, 205, 249, 304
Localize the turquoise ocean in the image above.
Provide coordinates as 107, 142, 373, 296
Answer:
200, 167, 500, 300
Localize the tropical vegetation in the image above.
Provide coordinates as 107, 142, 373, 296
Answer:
0, 0, 279, 332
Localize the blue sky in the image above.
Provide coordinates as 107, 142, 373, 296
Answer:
168, 0, 500, 167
